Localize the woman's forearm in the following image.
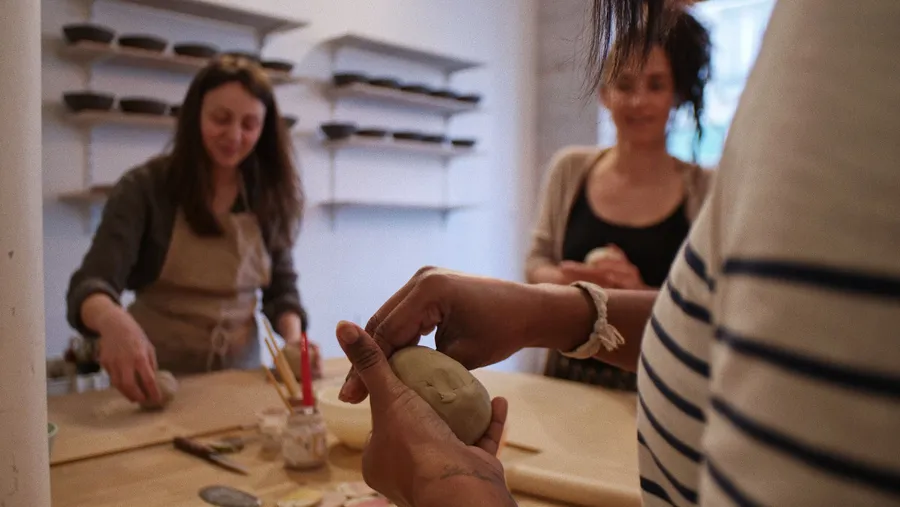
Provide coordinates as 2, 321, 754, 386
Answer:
527, 263, 566, 285
277, 311, 302, 344
530, 284, 658, 373
80, 293, 123, 335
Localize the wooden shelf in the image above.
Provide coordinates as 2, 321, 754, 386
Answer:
113, 0, 309, 35
59, 188, 112, 205
64, 110, 176, 129
323, 136, 477, 158
319, 199, 471, 212
326, 83, 479, 114
59, 41, 303, 84
326, 33, 483, 73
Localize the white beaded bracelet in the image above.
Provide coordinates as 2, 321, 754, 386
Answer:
560, 281, 625, 359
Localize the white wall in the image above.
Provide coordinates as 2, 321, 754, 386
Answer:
42, 0, 539, 371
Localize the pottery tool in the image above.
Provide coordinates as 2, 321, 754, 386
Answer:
198, 485, 262, 507
262, 318, 302, 398
173, 436, 249, 475
262, 366, 294, 413
298, 331, 315, 407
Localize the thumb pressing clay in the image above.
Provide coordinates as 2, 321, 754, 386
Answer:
388, 346, 492, 445
137, 370, 179, 411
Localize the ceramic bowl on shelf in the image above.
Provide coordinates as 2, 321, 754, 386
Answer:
262, 59, 294, 73
451, 138, 477, 148
393, 130, 425, 141
282, 115, 298, 129
368, 77, 401, 89
333, 72, 368, 87
457, 93, 482, 104
63, 91, 115, 112
117, 34, 167, 53
356, 127, 390, 138
62, 23, 115, 45
421, 134, 447, 144
169, 103, 181, 117
320, 122, 357, 140
48, 422, 58, 458
119, 97, 168, 116
173, 43, 218, 59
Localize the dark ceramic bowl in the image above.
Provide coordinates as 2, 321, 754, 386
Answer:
173, 43, 218, 59
117, 34, 167, 53
262, 59, 294, 73
457, 93, 482, 104
393, 131, 424, 141
333, 73, 368, 87
282, 115, 298, 129
400, 84, 433, 95
430, 89, 458, 100
421, 134, 447, 144
119, 97, 168, 116
368, 77, 401, 89
320, 122, 357, 140
356, 127, 390, 138
451, 138, 477, 148
63, 91, 115, 112
170, 103, 181, 117
63, 23, 115, 45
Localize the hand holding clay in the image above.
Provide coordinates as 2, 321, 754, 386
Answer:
335, 321, 512, 507
95, 309, 160, 405
137, 370, 178, 411
388, 346, 492, 446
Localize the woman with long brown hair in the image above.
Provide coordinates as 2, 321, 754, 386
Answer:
66, 55, 308, 405
331, 1, 900, 506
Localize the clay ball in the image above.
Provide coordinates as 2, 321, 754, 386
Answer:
283, 342, 322, 380
137, 370, 178, 411
388, 346, 492, 445
585, 246, 623, 266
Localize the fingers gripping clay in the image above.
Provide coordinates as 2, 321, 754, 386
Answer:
138, 370, 179, 410
388, 346, 492, 445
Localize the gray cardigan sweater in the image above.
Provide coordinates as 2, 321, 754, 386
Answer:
524, 146, 714, 281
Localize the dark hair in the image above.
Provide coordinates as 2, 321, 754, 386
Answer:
166, 54, 303, 250
588, 1, 711, 155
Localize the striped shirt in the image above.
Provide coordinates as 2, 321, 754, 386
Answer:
635, 2, 900, 506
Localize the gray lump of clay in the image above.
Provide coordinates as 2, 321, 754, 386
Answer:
388, 346, 492, 445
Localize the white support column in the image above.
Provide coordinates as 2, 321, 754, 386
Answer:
0, 0, 50, 505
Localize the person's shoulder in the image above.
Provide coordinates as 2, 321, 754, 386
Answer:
109, 155, 171, 201
546, 145, 609, 182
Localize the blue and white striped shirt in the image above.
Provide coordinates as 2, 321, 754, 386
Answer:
635, 1, 900, 505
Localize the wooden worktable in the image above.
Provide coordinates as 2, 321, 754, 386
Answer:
50, 358, 638, 506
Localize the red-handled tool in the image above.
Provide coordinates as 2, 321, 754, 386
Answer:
173, 436, 249, 475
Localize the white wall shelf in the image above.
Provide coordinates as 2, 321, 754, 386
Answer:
59, 187, 111, 205
320, 199, 470, 211
323, 136, 477, 159
325, 33, 483, 73
59, 41, 306, 85
326, 82, 479, 115
111, 0, 309, 37
64, 110, 176, 129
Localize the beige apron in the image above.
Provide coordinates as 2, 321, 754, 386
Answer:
128, 189, 272, 375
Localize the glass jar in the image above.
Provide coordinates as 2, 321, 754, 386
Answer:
257, 407, 289, 457
282, 406, 328, 470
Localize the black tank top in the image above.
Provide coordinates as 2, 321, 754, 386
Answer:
562, 180, 690, 287
546, 175, 691, 392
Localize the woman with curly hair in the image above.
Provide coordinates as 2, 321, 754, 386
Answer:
526, 7, 711, 390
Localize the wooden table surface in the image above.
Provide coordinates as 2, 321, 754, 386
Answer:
49, 358, 636, 506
